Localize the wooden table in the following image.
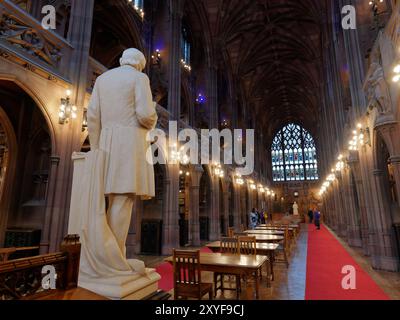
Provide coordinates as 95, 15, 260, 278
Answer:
206, 241, 279, 281
256, 226, 294, 232
255, 227, 296, 240
258, 224, 299, 237
165, 252, 268, 299
244, 234, 284, 243
260, 224, 299, 230
244, 229, 284, 236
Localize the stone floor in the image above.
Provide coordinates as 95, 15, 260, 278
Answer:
138, 224, 400, 300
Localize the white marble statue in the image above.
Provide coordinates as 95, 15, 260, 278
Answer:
70, 48, 160, 299
292, 201, 299, 216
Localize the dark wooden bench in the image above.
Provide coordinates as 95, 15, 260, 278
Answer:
0, 235, 82, 300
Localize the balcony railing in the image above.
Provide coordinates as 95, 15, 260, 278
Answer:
0, 0, 73, 81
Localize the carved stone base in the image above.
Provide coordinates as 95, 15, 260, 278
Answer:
78, 268, 161, 300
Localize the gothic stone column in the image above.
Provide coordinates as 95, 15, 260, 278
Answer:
162, 165, 180, 255
370, 169, 399, 271
188, 166, 203, 247
209, 176, 220, 241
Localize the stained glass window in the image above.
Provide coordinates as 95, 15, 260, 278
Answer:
272, 123, 318, 182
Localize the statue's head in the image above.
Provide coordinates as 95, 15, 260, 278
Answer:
120, 48, 146, 71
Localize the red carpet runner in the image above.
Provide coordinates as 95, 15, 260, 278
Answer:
305, 224, 389, 300
156, 247, 213, 292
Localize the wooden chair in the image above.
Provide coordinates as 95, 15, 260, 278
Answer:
234, 232, 247, 237
238, 236, 257, 255
213, 237, 241, 298
227, 227, 235, 237
173, 249, 213, 300
275, 226, 289, 268
237, 236, 266, 285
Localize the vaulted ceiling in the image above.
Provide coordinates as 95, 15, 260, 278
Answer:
197, 0, 326, 143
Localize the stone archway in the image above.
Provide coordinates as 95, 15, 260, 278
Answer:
0, 80, 52, 252
0, 107, 17, 246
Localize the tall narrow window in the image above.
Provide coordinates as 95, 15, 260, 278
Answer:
271, 123, 318, 182
181, 26, 191, 66
134, 0, 144, 10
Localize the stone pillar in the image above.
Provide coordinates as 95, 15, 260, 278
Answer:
389, 155, 400, 209
209, 176, 220, 241
40, 155, 60, 254
189, 185, 200, 246
167, 0, 184, 120
370, 169, 399, 271
48, 0, 95, 252
207, 65, 218, 128
162, 165, 180, 255
188, 166, 203, 247
222, 189, 230, 235
161, 0, 185, 254
335, 174, 348, 239
233, 184, 241, 230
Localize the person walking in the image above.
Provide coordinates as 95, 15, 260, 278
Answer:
249, 208, 258, 229
314, 208, 321, 230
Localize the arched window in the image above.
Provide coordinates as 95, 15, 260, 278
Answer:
181, 26, 191, 66
133, 0, 144, 10
271, 123, 318, 182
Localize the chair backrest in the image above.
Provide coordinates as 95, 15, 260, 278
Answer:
227, 227, 235, 237
234, 232, 247, 237
220, 237, 239, 254
173, 249, 201, 286
238, 236, 257, 255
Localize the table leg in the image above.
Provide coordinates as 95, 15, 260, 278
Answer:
265, 262, 271, 288
254, 270, 260, 299
270, 252, 275, 281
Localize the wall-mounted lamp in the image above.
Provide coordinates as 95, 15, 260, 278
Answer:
235, 174, 244, 185
179, 170, 190, 177
212, 163, 224, 178
82, 109, 88, 132
151, 49, 161, 65
392, 63, 400, 83
348, 123, 370, 150
59, 89, 77, 125
180, 59, 191, 72
196, 93, 206, 104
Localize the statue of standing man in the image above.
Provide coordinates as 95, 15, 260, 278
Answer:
293, 201, 299, 216
74, 48, 160, 299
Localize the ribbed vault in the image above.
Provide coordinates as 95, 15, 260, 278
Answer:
200, 0, 326, 142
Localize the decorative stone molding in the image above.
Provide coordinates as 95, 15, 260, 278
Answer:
0, 0, 73, 83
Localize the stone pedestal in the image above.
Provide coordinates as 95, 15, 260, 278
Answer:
78, 270, 160, 300
68, 152, 160, 300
